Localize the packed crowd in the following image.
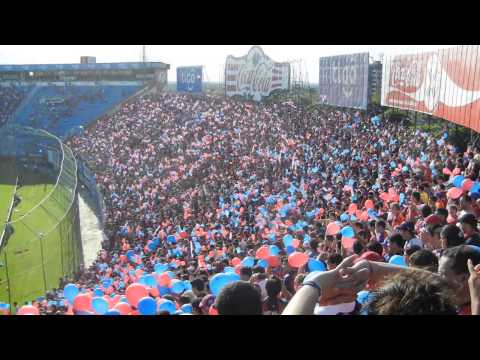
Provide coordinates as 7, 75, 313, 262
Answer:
0, 85, 27, 127
2, 92, 480, 315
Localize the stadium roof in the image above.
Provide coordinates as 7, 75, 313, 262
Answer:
0, 62, 170, 72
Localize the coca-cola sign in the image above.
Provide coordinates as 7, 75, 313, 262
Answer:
226, 46, 290, 101
381, 46, 480, 132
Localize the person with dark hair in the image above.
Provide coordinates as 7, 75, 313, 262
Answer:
374, 220, 389, 244
386, 233, 405, 259
439, 245, 480, 314
366, 241, 383, 257
252, 265, 265, 274
307, 239, 320, 258
440, 225, 465, 249
192, 298, 202, 315
459, 213, 480, 247
215, 281, 262, 315
353, 240, 365, 255
262, 276, 288, 315
436, 208, 449, 225
365, 271, 457, 315
240, 267, 253, 282
408, 249, 439, 272
397, 221, 423, 250
191, 278, 207, 298
326, 253, 343, 270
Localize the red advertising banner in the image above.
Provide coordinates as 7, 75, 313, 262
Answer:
381, 45, 480, 133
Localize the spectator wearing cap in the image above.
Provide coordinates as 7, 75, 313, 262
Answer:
398, 221, 423, 250
459, 214, 480, 247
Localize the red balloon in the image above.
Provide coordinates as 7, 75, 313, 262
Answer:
180, 231, 188, 239
447, 187, 463, 200
119, 255, 126, 262
114, 302, 131, 315
462, 179, 474, 191
125, 283, 149, 308
150, 286, 160, 298
347, 203, 358, 215
267, 255, 281, 268
364, 199, 374, 209
288, 252, 309, 268
157, 273, 171, 287
111, 294, 122, 306
17, 305, 39, 315
255, 245, 270, 259
73, 294, 92, 312
326, 222, 341, 236
341, 237, 356, 249
231, 257, 241, 266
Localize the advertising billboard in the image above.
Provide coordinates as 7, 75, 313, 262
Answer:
225, 46, 290, 101
318, 53, 369, 109
381, 45, 480, 132
177, 66, 203, 93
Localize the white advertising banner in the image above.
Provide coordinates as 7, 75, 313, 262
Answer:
225, 46, 290, 101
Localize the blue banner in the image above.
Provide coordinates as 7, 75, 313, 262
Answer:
176, 66, 202, 93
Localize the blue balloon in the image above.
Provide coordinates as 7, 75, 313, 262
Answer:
283, 234, 294, 247
167, 235, 177, 244
340, 213, 350, 222
225, 272, 240, 282
183, 281, 192, 291
158, 286, 171, 296
154, 263, 168, 274
105, 309, 121, 315
241, 256, 255, 267
63, 283, 79, 304
224, 266, 236, 273
180, 304, 193, 314
138, 297, 157, 315
269, 245, 280, 256
257, 259, 268, 268
144, 274, 157, 288
389, 255, 407, 267
92, 297, 109, 315
159, 300, 176, 315
467, 245, 480, 253
210, 273, 238, 296
340, 226, 355, 238
172, 280, 186, 294
286, 245, 295, 255
453, 175, 465, 188
357, 291, 372, 305
308, 258, 326, 272
93, 288, 104, 297
471, 182, 480, 193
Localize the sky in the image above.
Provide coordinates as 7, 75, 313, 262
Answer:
0, 45, 456, 84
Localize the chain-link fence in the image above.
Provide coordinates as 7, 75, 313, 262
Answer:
0, 125, 83, 306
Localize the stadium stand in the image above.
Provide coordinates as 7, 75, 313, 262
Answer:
10, 83, 141, 138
